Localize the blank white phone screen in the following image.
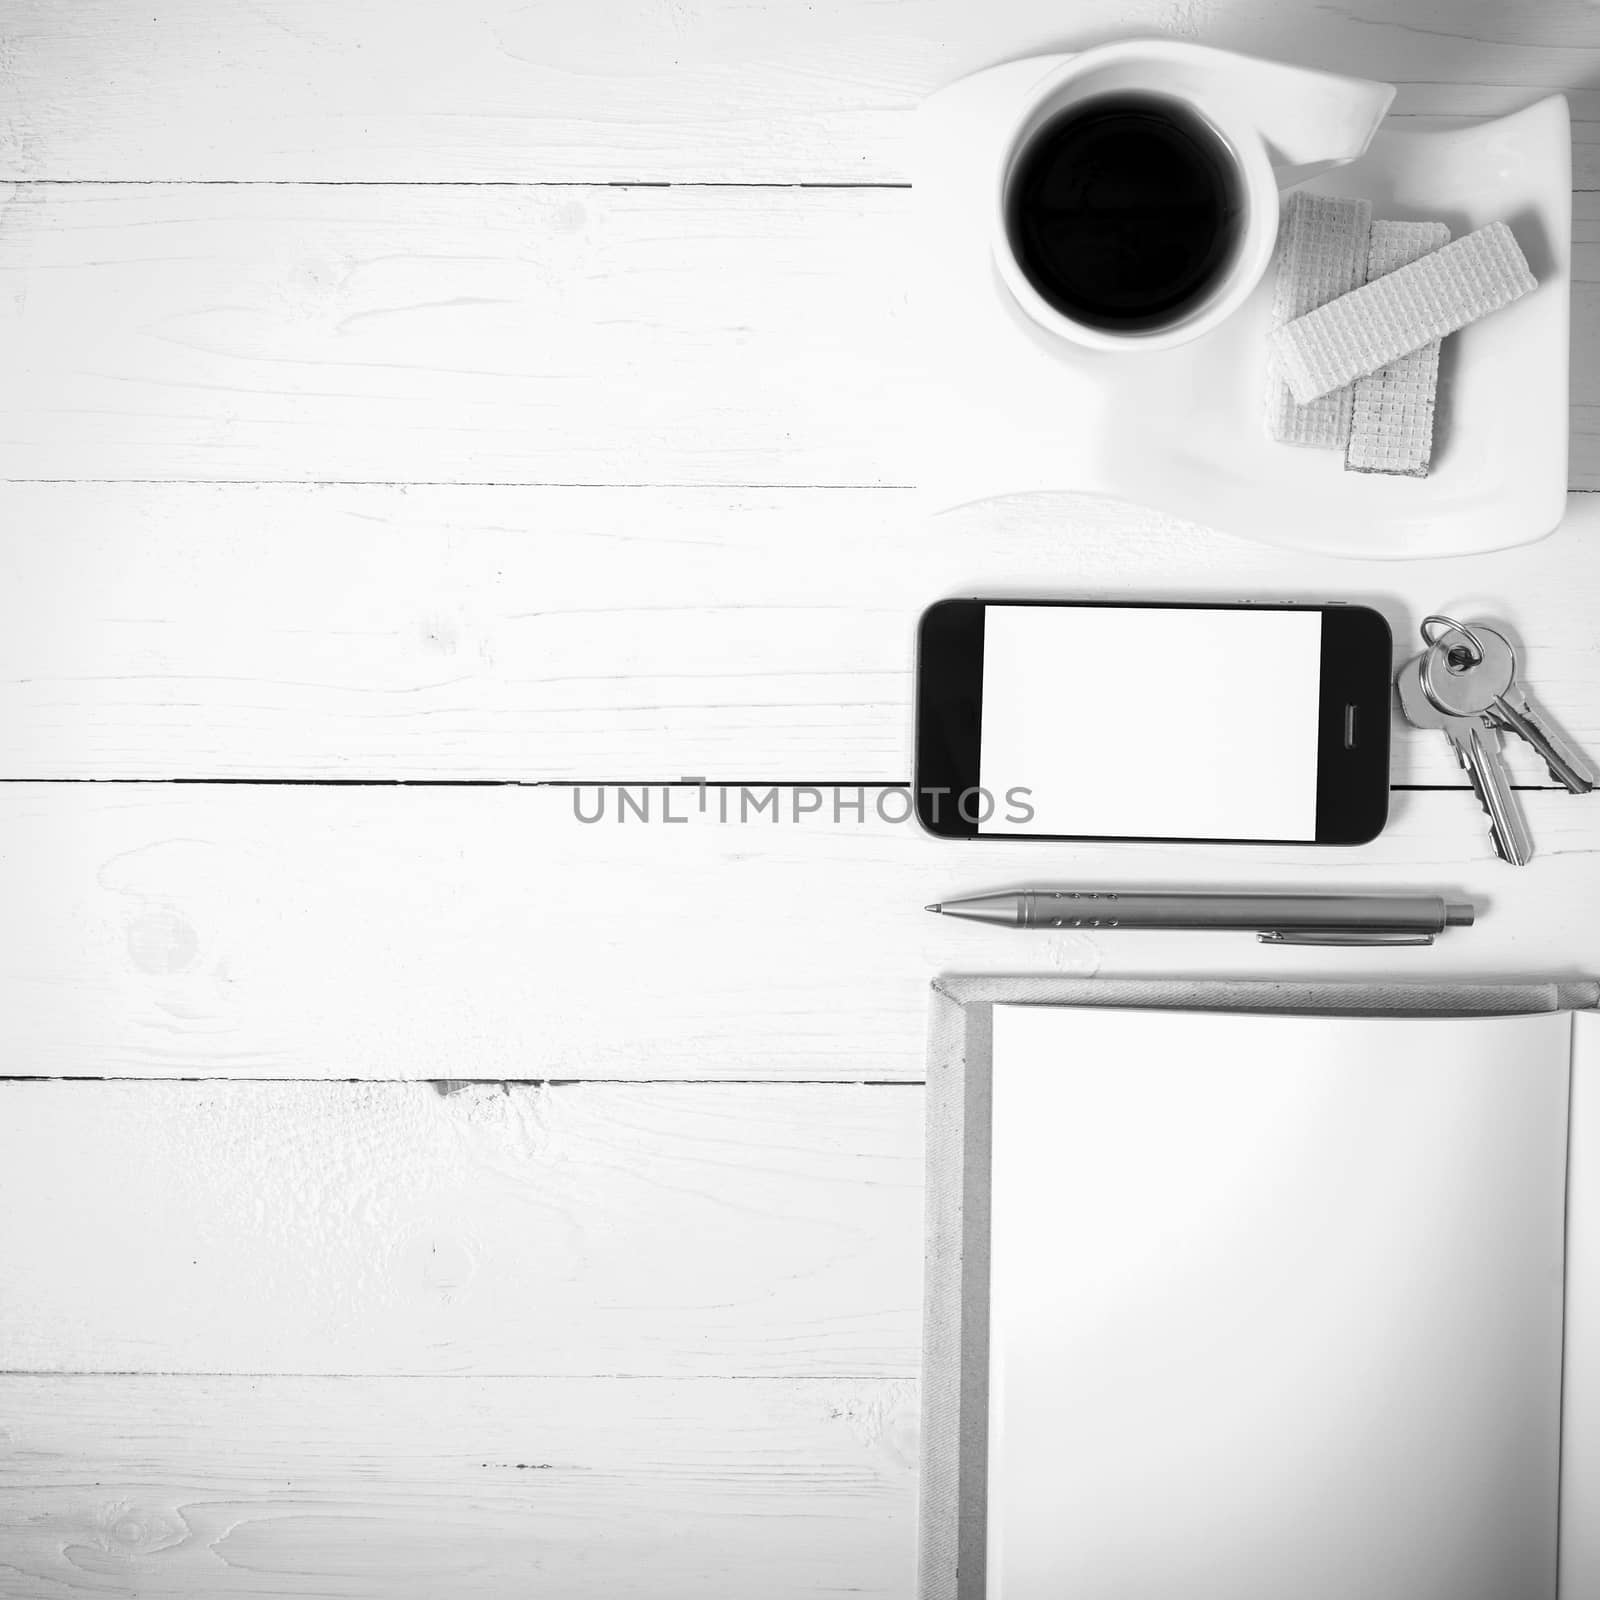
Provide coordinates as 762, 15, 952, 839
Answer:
977, 605, 1324, 840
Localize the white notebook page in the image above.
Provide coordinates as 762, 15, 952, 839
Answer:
1563, 1010, 1600, 1600
987, 1005, 1572, 1600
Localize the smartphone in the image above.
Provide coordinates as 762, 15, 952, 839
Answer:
915, 598, 1391, 845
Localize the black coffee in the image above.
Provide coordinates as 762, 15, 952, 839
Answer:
1006, 94, 1245, 332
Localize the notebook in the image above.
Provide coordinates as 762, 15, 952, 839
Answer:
920, 978, 1600, 1600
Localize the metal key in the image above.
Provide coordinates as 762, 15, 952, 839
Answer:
1420, 623, 1597, 794
1397, 653, 1533, 865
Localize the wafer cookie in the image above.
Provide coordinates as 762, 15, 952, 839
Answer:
1266, 192, 1371, 448
1273, 221, 1535, 404
1345, 220, 1451, 477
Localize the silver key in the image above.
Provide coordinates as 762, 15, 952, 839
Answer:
1420, 623, 1597, 794
1397, 653, 1533, 865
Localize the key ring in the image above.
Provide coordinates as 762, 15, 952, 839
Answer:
1420, 614, 1485, 671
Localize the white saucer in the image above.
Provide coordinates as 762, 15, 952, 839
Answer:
915, 57, 1570, 559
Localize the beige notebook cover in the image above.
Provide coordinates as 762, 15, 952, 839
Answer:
921, 977, 1600, 1600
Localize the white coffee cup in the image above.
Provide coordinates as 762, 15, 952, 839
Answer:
993, 40, 1394, 353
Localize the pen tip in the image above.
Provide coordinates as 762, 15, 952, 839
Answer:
925, 904, 942, 914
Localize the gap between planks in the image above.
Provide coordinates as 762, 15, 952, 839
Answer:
0, 1369, 901, 1378
0, 179, 916, 189
5, 480, 1598, 489
0, 1076, 923, 1086
0, 778, 1562, 790
0, 479, 916, 489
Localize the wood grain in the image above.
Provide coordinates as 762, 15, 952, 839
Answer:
6, 782, 1600, 1083
0, 183, 910, 487
1, 0, 1596, 183
0, 183, 1593, 487
0, 1374, 916, 1597
5, 481, 1600, 784
0, 1080, 922, 1374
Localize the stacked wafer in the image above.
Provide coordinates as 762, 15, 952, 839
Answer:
1265, 195, 1537, 477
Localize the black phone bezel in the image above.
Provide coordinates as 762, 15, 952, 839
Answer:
913, 597, 1391, 845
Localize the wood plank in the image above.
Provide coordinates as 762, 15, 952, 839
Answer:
5, 481, 1599, 785
0, 183, 1593, 487
1, 0, 1597, 183
0, 1374, 916, 1597
0, 183, 911, 488
0, 1080, 922, 1374
6, 783, 1600, 1082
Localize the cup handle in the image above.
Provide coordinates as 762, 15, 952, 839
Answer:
1219, 57, 1396, 187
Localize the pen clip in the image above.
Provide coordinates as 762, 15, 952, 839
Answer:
1258, 929, 1437, 947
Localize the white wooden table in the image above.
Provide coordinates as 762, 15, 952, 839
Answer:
2, 3, 1598, 1593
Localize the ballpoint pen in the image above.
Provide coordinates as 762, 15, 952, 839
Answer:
925, 890, 1475, 946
